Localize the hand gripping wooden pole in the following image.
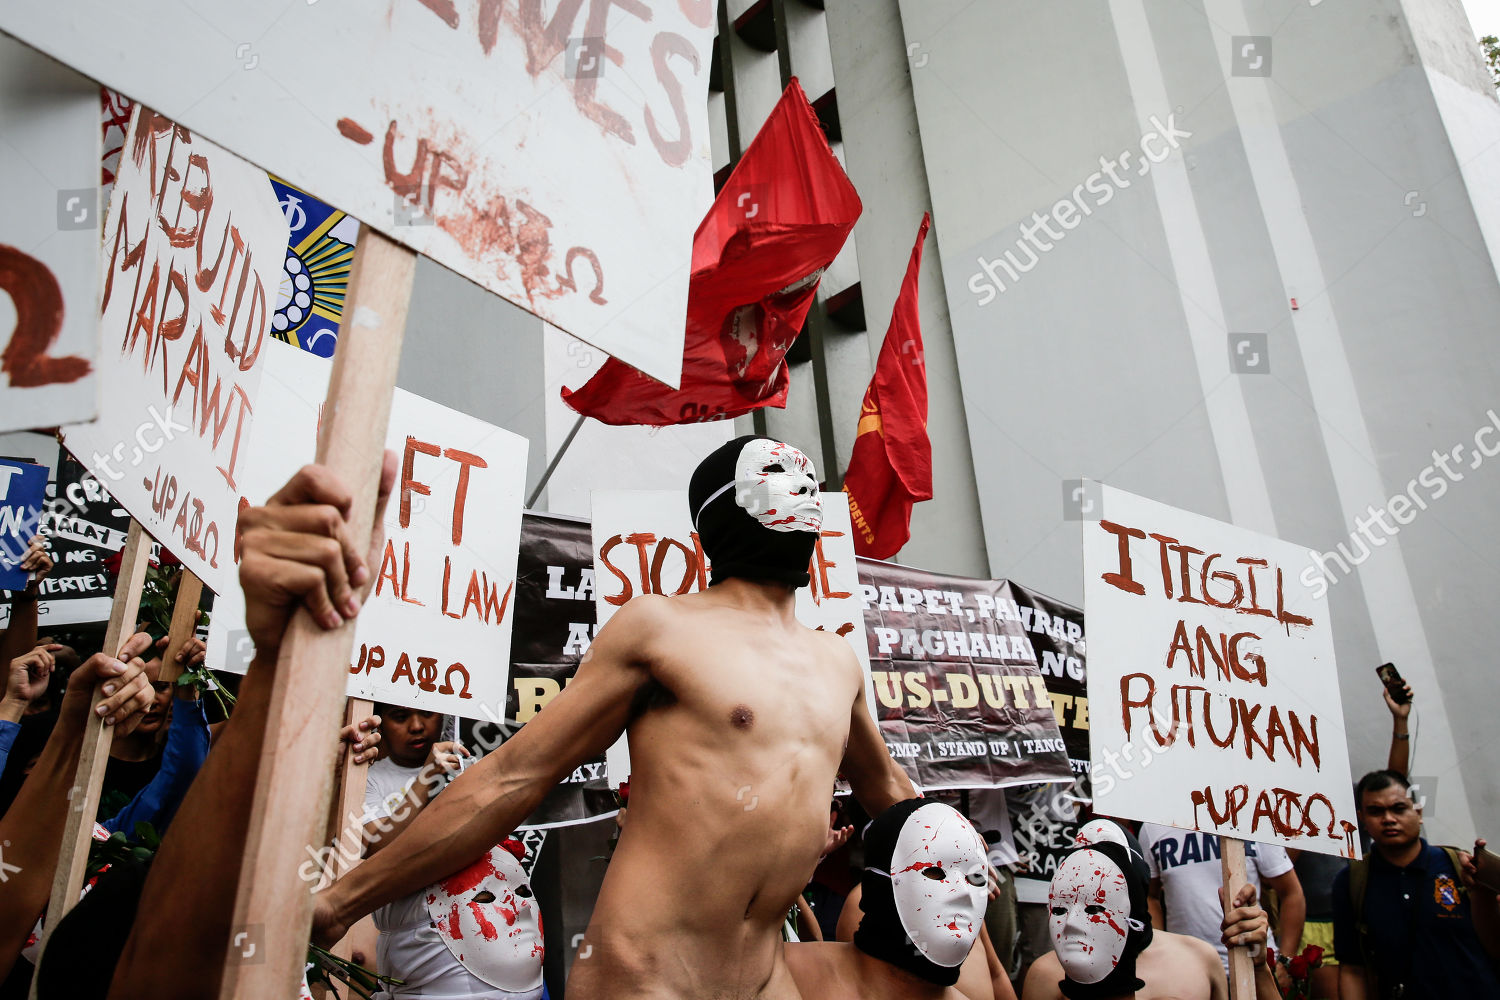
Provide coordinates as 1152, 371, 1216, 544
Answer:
218, 229, 415, 999
1221, 837, 1256, 1000
32, 519, 151, 962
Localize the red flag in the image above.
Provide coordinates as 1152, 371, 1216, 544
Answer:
843, 214, 932, 559
562, 79, 861, 425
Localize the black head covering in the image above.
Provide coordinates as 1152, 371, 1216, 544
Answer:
854, 797, 973, 987
1053, 840, 1153, 1000
687, 435, 820, 589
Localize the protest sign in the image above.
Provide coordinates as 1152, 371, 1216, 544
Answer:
207, 339, 527, 720
0, 459, 48, 589
1000, 580, 1092, 902
0, 2, 716, 387
0, 35, 100, 432
61, 107, 288, 597
1084, 484, 1359, 859
267, 177, 359, 358
11, 454, 135, 630
590, 488, 872, 781
856, 562, 1075, 794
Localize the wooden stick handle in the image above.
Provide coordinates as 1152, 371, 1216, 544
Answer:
324, 697, 374, 961
35, 520, 151, 951
1221, 837, 1256, 1000
218, 228, 414, 1000
156, 570, 204, 688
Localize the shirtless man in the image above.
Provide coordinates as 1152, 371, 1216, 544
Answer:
314, 436, 915, 999
1022, 820, 1279, 1000
787, 798, 1016, 1000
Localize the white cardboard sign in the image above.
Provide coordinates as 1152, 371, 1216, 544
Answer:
206, 339, 528, 720
0, 4, 716, 387
590, 488, 873, 781
0, 35, 100, 432
61, 108, 288, 596
1083, 484, 1359, 858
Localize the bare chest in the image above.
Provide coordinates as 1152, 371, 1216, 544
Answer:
646, 626, 855, 740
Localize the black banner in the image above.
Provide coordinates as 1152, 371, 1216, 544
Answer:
462, 513, 616, 829
856, 560, 1075, 792
1000, 581, 1090, 894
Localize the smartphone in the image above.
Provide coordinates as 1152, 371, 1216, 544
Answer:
1473, 846, 1500, 894
1376, 663, 1410, 705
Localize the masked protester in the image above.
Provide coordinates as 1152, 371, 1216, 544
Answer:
787, 799, 1013, 1000
1048, 842, 1153, 999
313, 438, 914, 1000
688, 435, 823, 587
420, 839, 545, 999
1023, 818, 1282, 1000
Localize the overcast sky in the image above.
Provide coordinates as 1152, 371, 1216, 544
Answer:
1462, 0, 1500, 41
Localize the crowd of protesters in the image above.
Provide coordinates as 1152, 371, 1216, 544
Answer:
0, 444, 1495, 1000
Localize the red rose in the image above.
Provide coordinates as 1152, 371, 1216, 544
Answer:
103, 550, 123, 577
618, 780, 630, 803
499, 837, 527, 862
159, 549, 181, 568
1289, 956, 1311, 979
1303, 945, 1324, 966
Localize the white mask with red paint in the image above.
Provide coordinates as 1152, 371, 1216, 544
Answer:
732, 438, 822, 533
424, 843, 544, 992
887, 804, 990, 969
1048, 849, 1136, 985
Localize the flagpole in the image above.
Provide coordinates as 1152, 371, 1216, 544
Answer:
526, 413, 586, 509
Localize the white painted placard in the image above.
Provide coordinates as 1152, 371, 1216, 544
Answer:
0, 3, 717, 387
0, 35, 100, 432
1083, 484, 1359, 858
206, 339, 528, 720
62, 107, 288, 596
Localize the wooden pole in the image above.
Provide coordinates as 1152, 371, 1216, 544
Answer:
1220, 837, 1256, 1000
218, 229, 415, 1000
33, 520, 151, 952
320, 696, 375, 966
321, 697, 375, 894
155, 570, 204, 687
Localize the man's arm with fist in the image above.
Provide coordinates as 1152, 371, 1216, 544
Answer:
0, 631, 154, 978
109, 456, 395, 999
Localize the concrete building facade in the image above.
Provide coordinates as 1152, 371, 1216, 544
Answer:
384, 0, 1499, 850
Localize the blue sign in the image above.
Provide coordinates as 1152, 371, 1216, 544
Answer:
0, 460, 48, 590
268, 177, 359, 359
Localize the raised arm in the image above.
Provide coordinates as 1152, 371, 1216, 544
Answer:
1384, 678, 1413, 776
838, 653, 916, 819
109, 459, 394, 1000
313, 591, 660, 944
0, 632, 153, 980
0, 536, 53, 668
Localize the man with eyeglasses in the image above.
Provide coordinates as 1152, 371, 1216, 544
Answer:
1332, 770, 1500, 999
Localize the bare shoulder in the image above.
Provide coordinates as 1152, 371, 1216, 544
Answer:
593, 593, 677, 643
1148, 929, 1221, 972
809, 624, 861, 672
1021, 950, 1062, 1000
